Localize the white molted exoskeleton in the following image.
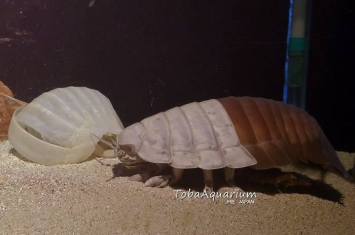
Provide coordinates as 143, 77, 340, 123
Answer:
8, 87, 124, 165
118, 99, 257, 170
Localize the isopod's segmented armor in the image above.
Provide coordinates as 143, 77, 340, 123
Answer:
118, 97, 350, 179
218, 97, 347, 176
119, 99, 257, 170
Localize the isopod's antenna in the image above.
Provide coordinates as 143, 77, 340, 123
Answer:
90, 133, 126, 158
91, 133, 116, 148
90, 133, 127, 182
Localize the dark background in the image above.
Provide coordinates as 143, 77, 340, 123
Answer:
0, 0, 353, 151
307, 1, 354, 152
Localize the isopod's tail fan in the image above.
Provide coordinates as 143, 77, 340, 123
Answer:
319, 129, 354, 183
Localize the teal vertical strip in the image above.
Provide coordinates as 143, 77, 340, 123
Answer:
283, 0, 294, 103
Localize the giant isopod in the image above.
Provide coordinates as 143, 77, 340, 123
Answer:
111, 97, 352, 191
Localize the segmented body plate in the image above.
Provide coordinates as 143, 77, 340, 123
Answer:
218, 97, 348, 176
123, 99, 257, 169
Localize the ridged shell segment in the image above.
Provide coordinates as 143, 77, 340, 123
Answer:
135, 99, 257, 169
218, 97, 350, 178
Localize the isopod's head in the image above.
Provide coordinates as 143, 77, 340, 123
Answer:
117, 123, 147, 168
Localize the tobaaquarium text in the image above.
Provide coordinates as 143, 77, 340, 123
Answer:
173, 188, 257, 202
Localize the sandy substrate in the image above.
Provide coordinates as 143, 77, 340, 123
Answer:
0, 140, 354, 235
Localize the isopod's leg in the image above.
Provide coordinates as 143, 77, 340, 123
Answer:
128, 163, 166, 182
128, 169, 155, 182
170, 168, 184, 184
203, 170, 214, 192
144, 168, 184, 188
224, 168, 236, 187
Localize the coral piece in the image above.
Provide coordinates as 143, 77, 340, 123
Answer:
0, 81, 25, 141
